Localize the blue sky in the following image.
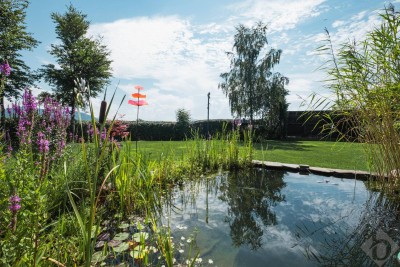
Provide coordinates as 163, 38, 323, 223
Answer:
16, 0, 399, 121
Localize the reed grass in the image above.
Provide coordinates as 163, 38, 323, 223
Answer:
308, 5, 400, 194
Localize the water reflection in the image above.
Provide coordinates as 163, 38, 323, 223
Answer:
296, 194, 400, 266
219, 168, 286, 249
163, 169, 400, 267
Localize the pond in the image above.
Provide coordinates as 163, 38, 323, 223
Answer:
162, 168, 400, 267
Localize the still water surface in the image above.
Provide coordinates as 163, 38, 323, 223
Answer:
162, 168, 400, 267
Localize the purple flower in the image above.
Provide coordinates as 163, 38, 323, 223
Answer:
9, 195, 21, 203
9, 194, 21, 213
0, 62, 11, 76
22, 89, 37, 114
37, 132, 50, 153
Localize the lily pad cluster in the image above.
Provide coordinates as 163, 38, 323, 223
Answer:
91, 220, 157, 266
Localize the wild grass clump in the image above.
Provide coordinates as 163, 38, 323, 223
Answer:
309, 5, 400, 194
186, 126, 252, 172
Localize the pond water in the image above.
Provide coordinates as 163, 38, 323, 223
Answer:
162, 168, 400, 267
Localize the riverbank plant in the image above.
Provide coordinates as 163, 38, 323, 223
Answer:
309, 5, 400, 193
0, 85, 253, 266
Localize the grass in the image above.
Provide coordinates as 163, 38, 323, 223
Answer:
133, 139, 369, 171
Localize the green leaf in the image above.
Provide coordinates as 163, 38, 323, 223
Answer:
129, 245, 146, 259
91, 251, 107, 263
133, 232, 149, 243
118, 223, 130, 229
113, 242, 130, 253
113, 232, 130, 241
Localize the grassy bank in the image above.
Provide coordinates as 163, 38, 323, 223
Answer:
134, 140, 369, 171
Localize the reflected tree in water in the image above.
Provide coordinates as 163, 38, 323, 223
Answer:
219, 168, 286, 250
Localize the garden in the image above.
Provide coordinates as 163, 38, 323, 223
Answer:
2, 1, 400, 267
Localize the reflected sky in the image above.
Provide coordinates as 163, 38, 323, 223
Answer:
162, 169, 400, 267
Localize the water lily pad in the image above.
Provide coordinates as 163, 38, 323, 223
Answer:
129, 245, 146, 259
91, 251, 107, 263
133, 232, 149, 242
108, 239, 121, 247
95, 240, 105, 248
97, 232, 110, 241
119, 223, 130, 229
114, 232, 130, 241
113, 242, 130, 253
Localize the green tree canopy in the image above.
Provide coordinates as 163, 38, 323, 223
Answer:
41, 5, 112, 129
219, 21, 289, 137
0, 0, 39, 128
175, 108, 191, 140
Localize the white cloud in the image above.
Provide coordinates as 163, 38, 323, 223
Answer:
332, 20, 345, 28
89, 16, 233, 121
228, 0, 327, 32
329, 10, 381, 47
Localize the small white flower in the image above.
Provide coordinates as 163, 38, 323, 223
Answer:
187, 238, 192, 243
195, 258, 203, 263
208, 259, 214, 264
173, 258, 177, 264
179, 249, 184, 253
186, 259, 190, 264
181, 236, 186, 241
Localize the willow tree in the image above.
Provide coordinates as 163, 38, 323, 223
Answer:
219, 21, 288, 136
41, 5, 112, 131
0, 0, 38, 129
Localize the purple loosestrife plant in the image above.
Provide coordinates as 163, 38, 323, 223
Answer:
11, 90, 71, 170
0, 62, 11, 77
8, 194, 21, 232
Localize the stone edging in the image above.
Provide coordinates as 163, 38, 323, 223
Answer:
251, 160, 372, 180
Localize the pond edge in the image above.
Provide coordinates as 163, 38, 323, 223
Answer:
251, 160, 372, 180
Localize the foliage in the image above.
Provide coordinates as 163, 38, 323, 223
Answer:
0, 90, 70, 266
175, 108, 191, 140
41, 5, 112, 130
309, 4, 400, 192
0, 0, 39, 128
219, 21, 289, 136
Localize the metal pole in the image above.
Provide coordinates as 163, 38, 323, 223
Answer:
207, 92, 210, 139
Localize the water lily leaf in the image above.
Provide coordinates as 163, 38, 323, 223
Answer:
113, 242, 130, 253
114, 232, 130, 241
91, 251, 107, 263
130, 246, 146, 259
133, 232, 149, 242
119, 223, 130, 229
108, 239, 121, 247
97, 232, 110, 241
95, 240, 105, 248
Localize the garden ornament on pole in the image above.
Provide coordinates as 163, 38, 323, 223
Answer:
128, 85, 148, 153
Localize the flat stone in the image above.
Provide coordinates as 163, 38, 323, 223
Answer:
251, 160, 373, 180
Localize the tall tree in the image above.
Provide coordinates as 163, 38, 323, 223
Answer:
219, 22, 289, 134
175, 108, 191, 140
41, 5, 112, 132
0, 0, 39, 129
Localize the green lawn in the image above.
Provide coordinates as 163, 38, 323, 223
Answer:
252, 140, 368, 171
132, 140, 369, 171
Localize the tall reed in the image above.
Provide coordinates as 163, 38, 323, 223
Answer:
308, 5, 400, 194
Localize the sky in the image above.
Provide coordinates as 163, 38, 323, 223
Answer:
13, 0, 400, 121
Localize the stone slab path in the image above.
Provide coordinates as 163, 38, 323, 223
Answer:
251, 160, 373, 180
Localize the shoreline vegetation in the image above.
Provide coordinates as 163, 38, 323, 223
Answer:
2, 3, 400, 266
